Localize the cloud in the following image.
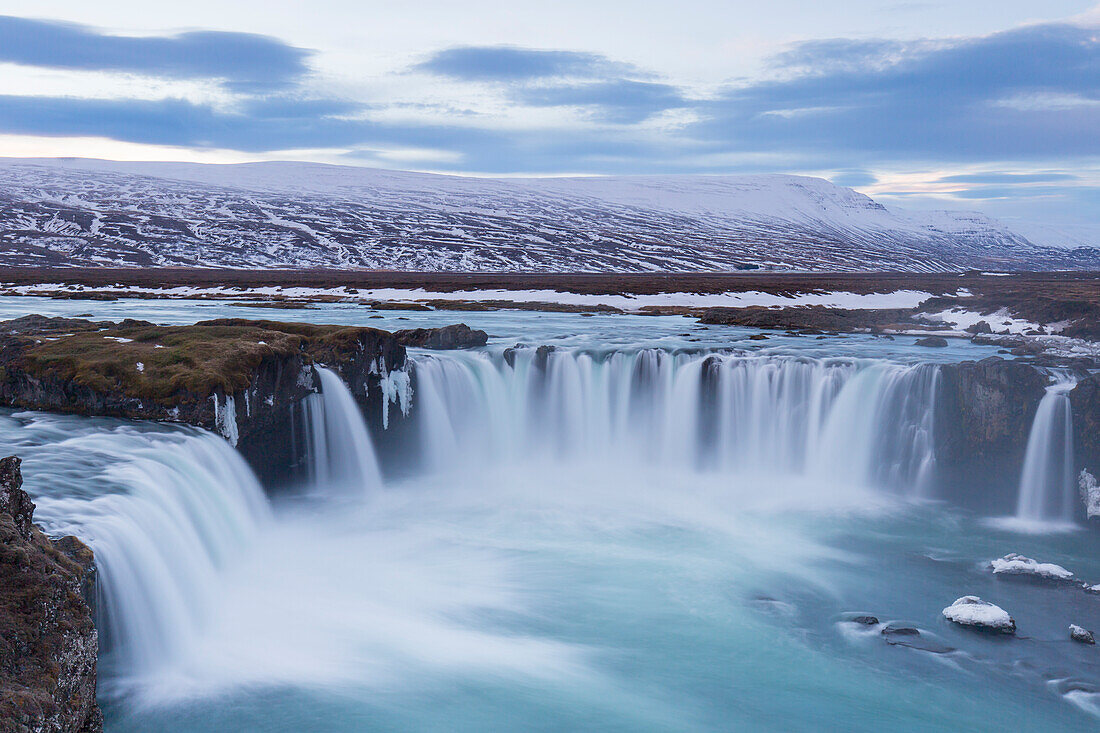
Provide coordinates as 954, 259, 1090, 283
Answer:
417, 45, 680, 123
414, 46, 633, 81
829, 170, 878, 187
513, 80, 685, 123
689, 22, 1100, 160
0, 93, 681, 173
0, 15, 311, 91
938, 172, 1079, 184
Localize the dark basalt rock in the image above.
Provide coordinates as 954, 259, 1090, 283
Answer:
1071, 373, 1100, 483
965, 320, 993, 335
851, 615, 879, 626
393, 324, 488, 350
915, 336, 949, 347
0, 316, 406, 486
1071, 625, 1096, 645
934, 357, 1048, 506
0, 456, 102, 733
880, 624, 955, 653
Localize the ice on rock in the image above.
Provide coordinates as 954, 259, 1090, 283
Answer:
942, 596, 1016, 634
990, 553, 1074, 581
1071, 625, 1096, 645
1081, 470, 1100, 520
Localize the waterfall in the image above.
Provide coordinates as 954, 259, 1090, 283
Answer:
299, 366, 384, 497
31, 429, 271, 680
1016, 378, 1077, 523
404, 349, 941, 498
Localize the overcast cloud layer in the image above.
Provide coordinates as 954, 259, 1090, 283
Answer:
0, 2, 1096, 229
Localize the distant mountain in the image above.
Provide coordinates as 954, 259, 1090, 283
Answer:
0, 158, 1095, 272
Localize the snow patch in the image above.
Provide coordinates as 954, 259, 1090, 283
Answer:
990, 553, 1074, 581
942, 596, 1015, 633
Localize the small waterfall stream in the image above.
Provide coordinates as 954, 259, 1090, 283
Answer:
299, 366, 384, 497
1015, 377, 1077, 524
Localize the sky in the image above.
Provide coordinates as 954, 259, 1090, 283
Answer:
0, 1, 1097, 230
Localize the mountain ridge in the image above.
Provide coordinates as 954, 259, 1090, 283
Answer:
0, 157, 1094, 273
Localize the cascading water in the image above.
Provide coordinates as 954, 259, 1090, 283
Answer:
299, 366, 384, 497
11, 317, 1099, 731
402, 348, 941, 499
24, 426, 271, 684
1016, 377, 1077, 524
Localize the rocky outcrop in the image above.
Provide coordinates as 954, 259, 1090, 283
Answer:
0, 457, 101, 733
698, 306, 924, 332
934, 357, 1048, 505
393, 324, 488, 350
0, 316, 405, 484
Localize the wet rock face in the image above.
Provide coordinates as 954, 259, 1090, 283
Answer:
934, 357, 1048, 504
393, 324, 488, 350
0, 456, 102, 733
1071, 373, 1100, 481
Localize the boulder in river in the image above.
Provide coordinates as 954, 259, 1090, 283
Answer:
915, 336, 949, 347
990, 553, 1075, 582
942, 596, 1016, 634
851, 615, 879, 626
1071, 625, 1096, 645
393, 323, 488, 350
880, 624, 955, 653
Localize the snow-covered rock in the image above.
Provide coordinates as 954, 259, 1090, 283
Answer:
942, 596, 1016, 634
990, 553, 1075, 582
1071, 625, 1096, 645
0, 158, 1096, 272
1081, 470, 1100, 521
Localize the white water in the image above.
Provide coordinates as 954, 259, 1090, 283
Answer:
1016, 377, 1077, 524
10, 337, 1100, 730
299, 366, 384, 497
408, 349, 941, 500
27, 428, 271, 688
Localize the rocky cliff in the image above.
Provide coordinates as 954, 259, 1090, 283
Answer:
1070, 373, 1100, 483
0, 316, 405, 484
934, 357, 1050, 509
0, 456, 101, 733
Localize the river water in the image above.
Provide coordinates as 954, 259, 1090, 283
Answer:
4, 297, 1100, 731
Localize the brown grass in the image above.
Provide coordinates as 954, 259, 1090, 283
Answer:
17, 319, 389, 402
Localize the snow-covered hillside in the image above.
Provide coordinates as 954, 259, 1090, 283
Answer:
0, 158, 1094, 272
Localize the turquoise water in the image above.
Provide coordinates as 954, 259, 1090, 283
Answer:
3, 296, 1098, 731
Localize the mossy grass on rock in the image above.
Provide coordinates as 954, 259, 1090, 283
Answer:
0, 316, 405, 482
3, 317, 400, 405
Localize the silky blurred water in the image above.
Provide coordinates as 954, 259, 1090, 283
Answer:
3, 296, 1098, 731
